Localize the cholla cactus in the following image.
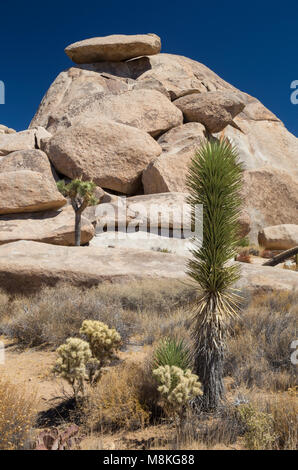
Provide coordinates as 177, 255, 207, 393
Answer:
153, 365, 202, 415
53, 337, 92, 399
80, 320, 121, 383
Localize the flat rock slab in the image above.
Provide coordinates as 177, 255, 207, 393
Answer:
0, 206, 94, 246
236, 262, 298, 293
0, 241, 297, 295
65, 34, 161, 63
0, 241, 187, 294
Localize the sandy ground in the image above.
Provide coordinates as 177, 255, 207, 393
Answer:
0, 336, 72, 411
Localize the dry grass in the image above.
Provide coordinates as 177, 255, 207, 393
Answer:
83, 360, 159, 433
0, 376, 37, 450
0, 281, 297, 450
225, 290, 297, 391
0, 280, 195, 348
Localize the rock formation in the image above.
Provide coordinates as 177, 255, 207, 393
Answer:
0, 32, 296, 255
258, 224, 298, 250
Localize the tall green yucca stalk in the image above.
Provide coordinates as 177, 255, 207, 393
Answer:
186, 138, 244, 411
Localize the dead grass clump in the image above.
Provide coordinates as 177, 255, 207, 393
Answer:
225, 290, 297, 390
0, 285, 134, 348
0, 280, 196, 348
0, 291, 10, 324
265, 391, 298, 450
84, 361, 159, 432
0, 376, 37, 450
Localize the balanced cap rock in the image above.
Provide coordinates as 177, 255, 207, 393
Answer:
65, 33, 161, 63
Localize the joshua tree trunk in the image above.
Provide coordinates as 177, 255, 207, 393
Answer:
195, 346, 224, 410
75, 210, 82, 246
193, 297, 225, 411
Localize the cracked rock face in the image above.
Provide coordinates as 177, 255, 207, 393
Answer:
173, 91, 246, 133
42, 121, 162, 195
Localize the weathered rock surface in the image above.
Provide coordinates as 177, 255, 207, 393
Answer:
65, 33, 161, 63
0, 206, 94, 246
87, 193, 192, 234
42, 121, 162, 194
142, 123, 206, 193
0, 130, 36, 156
45, 88, 183, 137
0, 127, 51, 156
216, 117, 298, 177
30, 53, 240, 130
0, 241, 296, 294
144, 146, 296, 243
0, 241, 187, 293
127, 192, 191, 232
0, 124, 16, 134
133, 53, 238, 100
258, 224, 298, 250
0, 149, 56, 180
174, 91, 245, 133
84, 196, 141, 231
0, 171, 66, 215
235, 262, 298, 293
28, 51, 298, 181
242, 168, 298, 242
30, 67, 130, 130
90, 230, 192, 256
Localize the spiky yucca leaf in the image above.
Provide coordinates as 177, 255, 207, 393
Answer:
187, 138, 243, 297
153, 338, 193, 372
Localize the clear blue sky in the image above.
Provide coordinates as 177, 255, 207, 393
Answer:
0, 0, 297, 136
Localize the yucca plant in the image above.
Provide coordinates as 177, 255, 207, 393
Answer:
57, 179, 98, 246
187, 138, 244, 411
153, 337, 193, 371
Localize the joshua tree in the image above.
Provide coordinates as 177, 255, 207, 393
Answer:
57, 179, 98, 246
186, 138, 244, 411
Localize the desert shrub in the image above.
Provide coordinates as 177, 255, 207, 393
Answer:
153, 337, 193, 371
238, 403, 275, 450
0, 285, 131, 347
0, 377, 36, 450
153, 365, 202, 414
53, 338, 92, 399
265, 392, 298, 450
54, 321, 122, 396
0, 280, 195, 348
84, 362, 152, 432
80, 320, 121, 383
225, 290, 297, 390
80, 320, 121, 362
236, 393, 298, 450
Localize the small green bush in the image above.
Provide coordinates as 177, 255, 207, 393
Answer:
238, 404, 276, 450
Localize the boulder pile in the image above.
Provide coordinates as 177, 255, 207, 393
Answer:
0, 32, 297, 256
